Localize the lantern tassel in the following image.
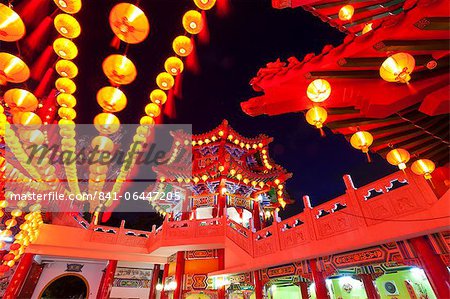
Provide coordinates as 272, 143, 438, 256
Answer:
198, 11, 210, 45
33, 67, 54, 98
366, 152, 372, 163
15, 0, 51, 29
174, 73, 183, 98
428, 178, 435, 189
30, 45, 56, 81
186, 38, 200, 74
163, 88, 177, 119
319, 127, 326, 137
216, 0, 231, 17
110, 36, 121, 50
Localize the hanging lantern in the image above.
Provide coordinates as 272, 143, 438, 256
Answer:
53, 38, 78, 60
380, 53, 415, 84
94, 113, 120, 135
13, 112, 42, 127
102, 54, 137, 85
4, 89, 38, 113
362, 23, 373, 35
307, 79, 331, 103
173, 36, 193, 57
338, 5, 354, 21
156, 72, 174, 90
55, 77, 76, 94
57, 93, 76, 108
53, 0, 82, 14
58, 107, 76, 120
386, 148, 411, 171
55, 59, 78, 78
149, 89, 167, 105
182, 10, 203, 35
54, 14, 81, 38
411, 159, 435, 181
145, 103, 161, 118
305, 106, 327, 136
91, 136, 114, 152
0, 4, 26, 42
109, 3, 150, 44
0, 53, 30, 85
350, 130, 373, 162
164, 57, 184, 76
140, 116, 155, 125
96, 86, 127, 113
193, 0, 216, 10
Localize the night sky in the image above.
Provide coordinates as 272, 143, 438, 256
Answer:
74, 0, 396, 228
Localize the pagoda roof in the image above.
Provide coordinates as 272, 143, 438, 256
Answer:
242, 0, 449, 166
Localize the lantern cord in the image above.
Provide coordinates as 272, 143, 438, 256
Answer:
337, 209, 449, 222
366, 152, 371, 163
319, 128, 326, 137
429, 178, 435, 189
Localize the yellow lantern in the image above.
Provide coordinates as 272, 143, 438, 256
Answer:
411, 159, 435, 183
338, 5, 354, 21
149, 89, 167, 105
145, 103, 161, 118
182, 10, 203, 35
55, 77, 76, 94
109, 3, 150, 44
4, 89, 38, 113
305, 106, 327, 136
0, 53, 30, 84
380, 53, 415, 84
386, 148, 411, 171
13, 112, 42, 127
57, 93, 77, 108
55, 59, 78, 78
306, 79, 331, 103
156, 72, 174, 90
193, 0, 216, 10
91, 136, 114, 152
102, 54, 137, 85
94, 113, 120, 135
0, 4, 26, 42
58, 107, 76, 120
53, 38, 78, 60
362, 23, 373, 35
96, 86, 127, 113
140, 116, 155, 125
54, 14, 81, 38
53, 0, 82, 14
350, 130, 373, 162
173, 36, 193, 57
164, 57, 184, 76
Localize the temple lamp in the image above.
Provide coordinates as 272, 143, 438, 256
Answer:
306, 79, 331, 103
305, 106, 327, 137
350, 130, 373, 162
386, 148, 411, 172
380, 53, 415, 83
411, 159, 435, 186
339, 5, 354, 21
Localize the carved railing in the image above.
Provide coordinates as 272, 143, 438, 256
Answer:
89, 221, 151, 247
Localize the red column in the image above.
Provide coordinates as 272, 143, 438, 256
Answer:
359, 274, 380, 299
148, 264, 161, 299
252, 203, 261, 231
173, 251, 185, 299
217, 179, 226, 217
96, 260, 117, 299
217, 249, 226, 299
309, 259, 329, 299
253, 270, 263, 299
3, 253, 34, 299
409, 236, 450, 298
298, 281, 309, 299
160, 264, 169, 299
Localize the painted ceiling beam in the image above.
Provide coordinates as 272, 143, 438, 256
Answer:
374, 39, 450, 51
414, 17, 450, 30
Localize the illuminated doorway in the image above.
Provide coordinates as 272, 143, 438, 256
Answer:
39, 274, 89, 299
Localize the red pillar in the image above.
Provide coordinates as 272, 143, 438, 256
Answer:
252, 203, 261, 231
3, 253, 34, 299
217, 179, 226, 217
253, 270, 263, 299
96, 260, 117, 299
173, 251, 185, 299
409, 236, 450, 298
298, 281, 309, 299
217, 249, 226, 299
359, 274, 380, 299
160, 264, 169, 299
309, 259, 329, 299
148, 264, 161, 299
